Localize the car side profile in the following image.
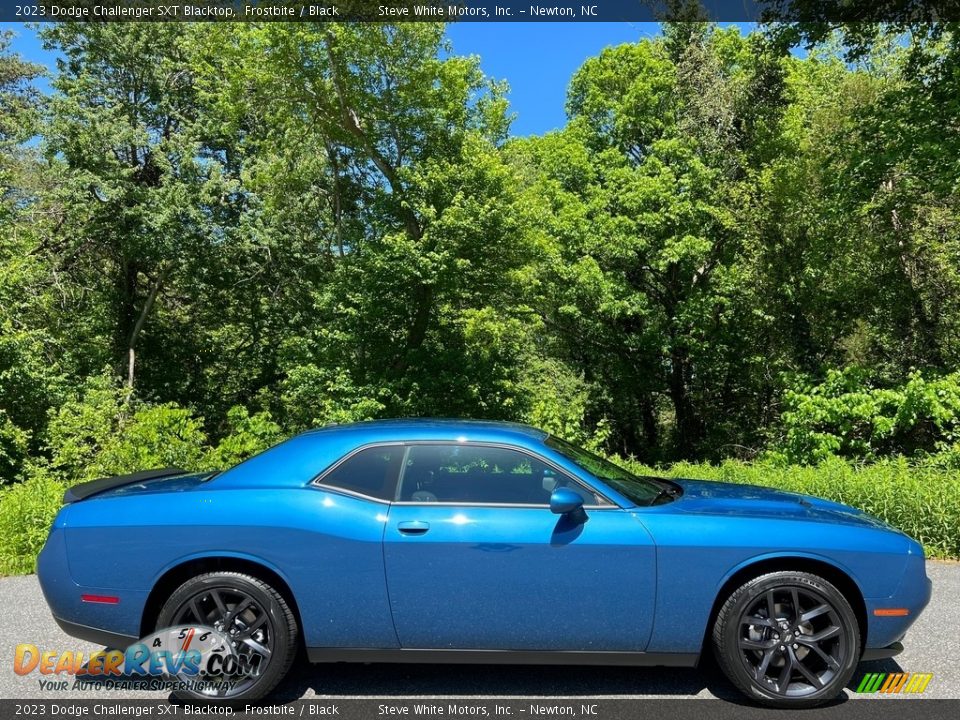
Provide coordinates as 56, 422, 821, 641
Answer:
38, 419, 931, 707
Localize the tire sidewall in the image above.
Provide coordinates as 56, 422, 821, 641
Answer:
718, 572, 860, 707
156, 573, 295, 702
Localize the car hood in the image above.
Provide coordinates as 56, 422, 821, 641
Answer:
668, 478, 895, 531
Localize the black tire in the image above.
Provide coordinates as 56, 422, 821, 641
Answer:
712, 571, 860, 708
156, 571, 298, 703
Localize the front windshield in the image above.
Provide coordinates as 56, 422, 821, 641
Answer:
545, 436, 666, 506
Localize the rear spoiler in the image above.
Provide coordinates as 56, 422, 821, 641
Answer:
63, 467, 188, 504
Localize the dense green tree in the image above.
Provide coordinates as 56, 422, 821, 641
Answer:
38, 23, 235, 393
1, 20, 960, 479
0, 30, 43, 210
195, 23, 536, 427
755, 27, 960, 380
0, 32, 61, 482
513, 28, 788, 459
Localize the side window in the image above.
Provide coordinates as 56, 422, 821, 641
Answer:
318, 445, 404, 501
398, 444, 601, 505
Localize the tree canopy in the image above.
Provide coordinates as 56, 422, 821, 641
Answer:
2, 20, 960, 486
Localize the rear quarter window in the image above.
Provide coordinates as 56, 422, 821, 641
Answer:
318, 445, 405, 500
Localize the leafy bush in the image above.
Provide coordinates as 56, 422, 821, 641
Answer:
519, 357, 609, 452
621, 456, 960, 559
201, 406, 283, 470
95, 404, 207, 478
43, 372, 133, 483
45, 373, 207, 483
279, 364, 385, 429
0, 409, 28, 485
0, 323, 65, 473
775, 368, 960, 464
0, 465, 63, 574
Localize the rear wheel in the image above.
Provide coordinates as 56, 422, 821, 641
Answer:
712, 571, 860, 708
156, 571, 298, 702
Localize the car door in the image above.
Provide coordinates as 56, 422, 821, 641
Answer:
301, 443, 406, 649
383, 442, 656, 651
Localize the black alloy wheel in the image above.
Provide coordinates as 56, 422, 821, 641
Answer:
713, 571, 860, 708
156, 571, 298, 702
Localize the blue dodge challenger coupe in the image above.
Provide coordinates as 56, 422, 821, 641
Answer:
38, 419, 931, 707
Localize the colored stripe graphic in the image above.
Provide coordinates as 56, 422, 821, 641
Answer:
855, 672, 933, 694
903, 674, 934, 694
881, 673, 908, 693
856, 673, 886, 693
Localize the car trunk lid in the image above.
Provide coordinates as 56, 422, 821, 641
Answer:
62, 468, 203, 503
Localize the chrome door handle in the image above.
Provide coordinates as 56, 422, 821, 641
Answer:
397, 521, 430, 535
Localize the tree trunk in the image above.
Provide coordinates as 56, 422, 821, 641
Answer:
116, 258, 139, 381
392, 283, 434, 375
640, 395, 659, 454
125, 268, 166, 389
669, 342, 701, 457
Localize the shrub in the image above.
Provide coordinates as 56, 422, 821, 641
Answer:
44, 371, 133, 483
0, 465, 63, 575
45, 373, 207, 483
201, 406, 283, 470
776, 367, 960, 464
0, 323, 66, 469
621, 456, 960, 558
95, 404, 207, 477
0, 409, 28, 485
279, 364, 385, 429
519, 357, 610, 453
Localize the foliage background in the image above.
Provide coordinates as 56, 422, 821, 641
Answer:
2, 21, 960, 572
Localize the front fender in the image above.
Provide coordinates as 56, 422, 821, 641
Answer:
636, 509, 912, 654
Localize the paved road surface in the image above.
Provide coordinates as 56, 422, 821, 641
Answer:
2, 561, 957, 701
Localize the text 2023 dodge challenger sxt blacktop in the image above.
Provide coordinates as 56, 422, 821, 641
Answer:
38, 420, 930, 707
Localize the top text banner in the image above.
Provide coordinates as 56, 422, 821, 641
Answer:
2, 1, 958, 23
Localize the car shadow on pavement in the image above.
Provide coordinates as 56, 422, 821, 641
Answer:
268, 655, 746, 701
70, 646, 873, 704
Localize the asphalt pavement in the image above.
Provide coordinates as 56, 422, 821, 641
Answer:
2, 561, 958, 701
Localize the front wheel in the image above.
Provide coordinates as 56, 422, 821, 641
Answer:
156, 571, 298, 702
712, 571, 860, 708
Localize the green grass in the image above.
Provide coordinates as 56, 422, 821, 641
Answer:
621, 457, 960, 559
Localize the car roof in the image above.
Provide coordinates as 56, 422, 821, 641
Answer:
211, 419, 554, 491
301, 418, 548, 444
